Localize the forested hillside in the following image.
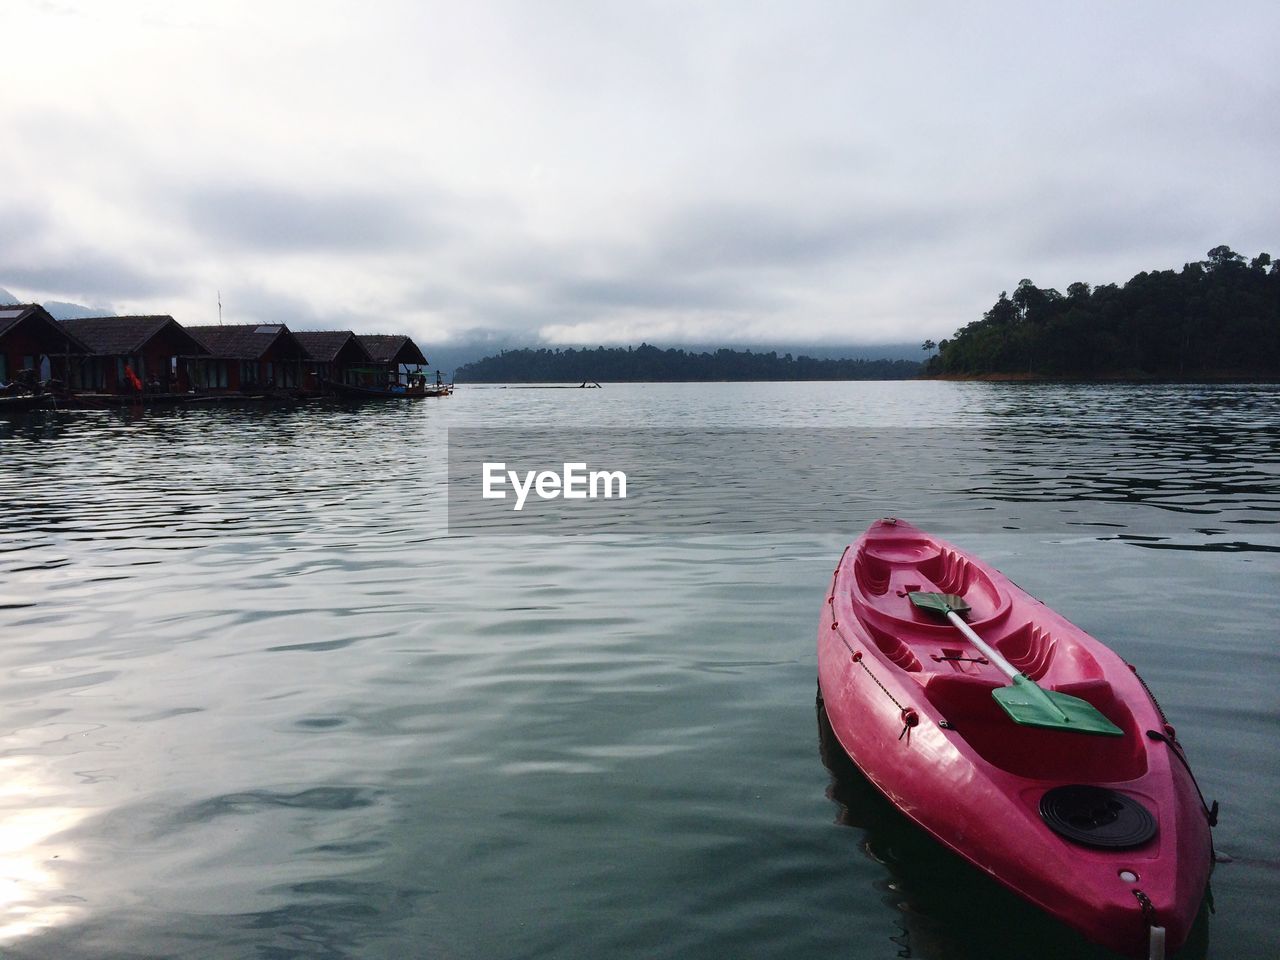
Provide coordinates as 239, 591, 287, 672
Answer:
927, 246, 1279, 378
455, 344, 921, 382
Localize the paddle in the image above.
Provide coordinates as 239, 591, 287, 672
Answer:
908, 592, 1123, 737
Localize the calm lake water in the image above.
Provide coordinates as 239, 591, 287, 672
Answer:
0, 382, 1276, 959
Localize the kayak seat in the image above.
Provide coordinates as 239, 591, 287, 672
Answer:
861, 537, 939, 564
1049, 677, 1117, 707
923, 672, 1003, 714
923, 674, 1122, 720
924, 673, 1146, 781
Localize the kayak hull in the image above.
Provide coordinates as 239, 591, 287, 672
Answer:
817, 519, 1213, 957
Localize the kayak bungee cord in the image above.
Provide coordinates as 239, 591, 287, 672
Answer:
1146, 729, 1220, 828
1131, 665, 1172, 727
1130, 661, 1220, 833
828, 591, 920, 741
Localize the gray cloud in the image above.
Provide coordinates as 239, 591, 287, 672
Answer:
2, 252, 185, 302
0, 202, 50, 252
2, 2, 1277, 344
204, 284, 321, 328
0, 200, 170, 305
184, 184, 447, 254
654, 203, 937, 273
552, 273, 779, 312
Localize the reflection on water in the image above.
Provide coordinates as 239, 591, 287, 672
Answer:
0, 758, 89, 942
0, 383, 1276, 958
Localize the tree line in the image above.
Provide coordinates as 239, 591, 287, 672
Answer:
926, 246, 1280, 378
454, 344, 921, 382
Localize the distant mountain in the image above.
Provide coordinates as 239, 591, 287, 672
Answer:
0, 287, 110, 318
44, 301, 113, 320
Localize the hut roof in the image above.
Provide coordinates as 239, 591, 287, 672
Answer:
187, 323, 306, 360
60, 315, 209, 357
0, 304, 92, 353
293, 330, 371, 363
356, 334, 429, 366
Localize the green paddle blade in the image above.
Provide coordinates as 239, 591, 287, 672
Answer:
908, 592, 971, 616
993, 675, 1124, 737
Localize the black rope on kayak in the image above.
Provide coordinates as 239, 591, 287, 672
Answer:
1134, 888, 1156, 925
849, 652, 903, 711
1131, 663, 1219, 833
831, 612, 922, 741
842, 648, 919, 742
1130, 663, 1171, 728
828, 551, 921, 743
1146, 729, 1219, 828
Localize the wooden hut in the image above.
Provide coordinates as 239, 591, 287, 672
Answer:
186, 323, 308, 393
59, 315, 209, 394
356, 334, 430, 389
0, 304, 90, 387
292, 331, 373, 392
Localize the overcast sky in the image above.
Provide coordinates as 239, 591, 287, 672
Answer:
3, 1, 1277, 347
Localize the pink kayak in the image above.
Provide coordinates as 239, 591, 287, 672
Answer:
817, 519, 1215, 958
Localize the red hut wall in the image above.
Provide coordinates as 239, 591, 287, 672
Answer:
1, 326, 50, 382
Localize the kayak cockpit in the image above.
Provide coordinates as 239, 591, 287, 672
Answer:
846, 531, 1149, 779
849, 536, 1113, 688
922, 672, 1148, 781
854, 541, 1006, 626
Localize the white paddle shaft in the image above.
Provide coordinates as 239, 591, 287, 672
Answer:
945, 610, 1021, 681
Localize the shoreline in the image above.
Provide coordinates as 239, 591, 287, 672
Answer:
455, 374, 1280, 386
923, 371, 1280, 384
